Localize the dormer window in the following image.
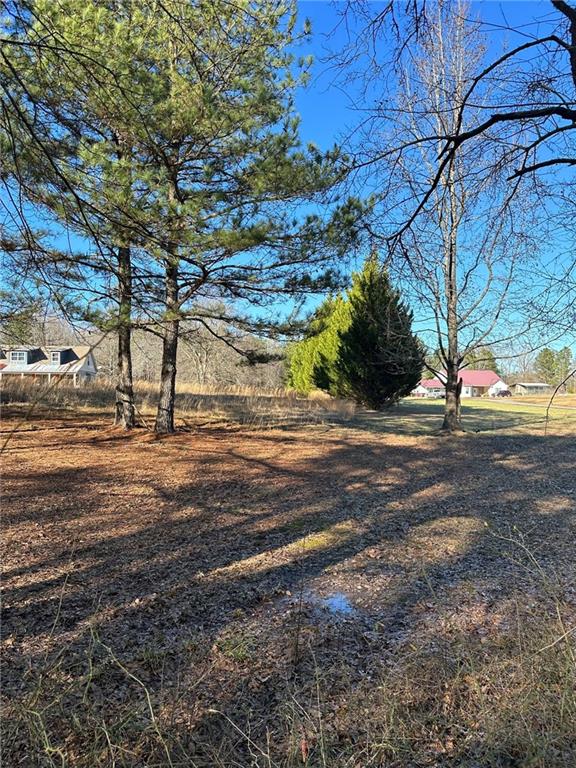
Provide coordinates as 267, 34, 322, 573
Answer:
10, 350, 27, 364
50, 351, 61, 365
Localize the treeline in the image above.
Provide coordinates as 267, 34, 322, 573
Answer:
534, 347, 575, 390
1, 312, 285, 389
426, 347, 501, 376
3, 1, 575, 433
95, 325, 284, 390
1, 1, 361, 432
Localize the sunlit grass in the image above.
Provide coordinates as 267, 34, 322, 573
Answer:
210, 520, 359, 579
385, 397, 576, 436
3, 402, 574, 766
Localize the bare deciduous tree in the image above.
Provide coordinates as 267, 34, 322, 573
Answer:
346, 1, 542, 430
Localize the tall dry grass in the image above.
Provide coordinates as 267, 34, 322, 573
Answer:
0, 377, 356, 428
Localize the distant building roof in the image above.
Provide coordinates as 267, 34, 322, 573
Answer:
419, 370, 505, 388
460, 370, 504, 387
420, 378, 444, 388
515, 382, 551, 388
1, 345, 94, 375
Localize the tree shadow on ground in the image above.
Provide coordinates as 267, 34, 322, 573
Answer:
345, 398, 576, 436
2, 417, 575, 766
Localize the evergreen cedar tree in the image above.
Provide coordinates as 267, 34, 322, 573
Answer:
288, 255, 424, 407
287, 295, 351, 397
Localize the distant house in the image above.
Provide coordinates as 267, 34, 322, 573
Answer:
513, 382, 552, 396
412, 369, 509, 398
412, 379, 445, 398
0, 346, 97, 387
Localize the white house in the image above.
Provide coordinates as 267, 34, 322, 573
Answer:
0, 346, 97, 386
412, 380, 445, 398
412, 370, 509, 398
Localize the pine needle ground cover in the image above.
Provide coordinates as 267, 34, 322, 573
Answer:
2, 405, 575, 767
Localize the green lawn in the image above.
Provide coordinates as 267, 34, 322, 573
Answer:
346, 397, 576, 436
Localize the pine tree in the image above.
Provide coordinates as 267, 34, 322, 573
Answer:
535, 348, 558, 384
2, 0, 360, 433
336, 255, 424, 408
463, 347, 500, 374
1, 1, 150, 427
555, 347, 574, 388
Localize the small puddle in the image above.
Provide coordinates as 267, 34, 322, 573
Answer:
279, 589, 358, 621
322, 592, 354, 615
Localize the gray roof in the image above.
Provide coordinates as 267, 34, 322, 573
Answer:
516, 382, 551, 388
1, 345, 95, 375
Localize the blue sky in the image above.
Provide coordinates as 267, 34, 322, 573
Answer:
294, 1, 557, 149
3, 1, 573, 360
288, 1, 575, 358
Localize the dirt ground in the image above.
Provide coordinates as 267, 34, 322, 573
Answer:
2, 407, 575, 767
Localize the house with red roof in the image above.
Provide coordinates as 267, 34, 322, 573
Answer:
412, 369, 509, 398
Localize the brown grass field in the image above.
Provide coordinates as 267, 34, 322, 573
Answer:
1, 393, 575, 767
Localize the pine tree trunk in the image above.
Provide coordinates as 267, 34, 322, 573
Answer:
155, 260, 179, 434
114, 245, 136, 428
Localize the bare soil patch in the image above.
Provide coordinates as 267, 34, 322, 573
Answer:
2, 409, 575, 767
